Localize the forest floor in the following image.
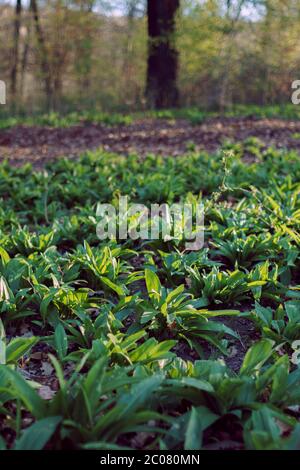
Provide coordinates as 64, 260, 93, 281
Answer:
1, 116, 300, 166
2, 112, 300, 449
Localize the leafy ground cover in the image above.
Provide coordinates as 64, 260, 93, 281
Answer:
0, 111, 134, 131
147, 104, 300, 125
1, 105, 300, 130
1, 140, 300, 450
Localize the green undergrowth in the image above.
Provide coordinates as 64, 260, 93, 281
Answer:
1, 140, 300, 449
0, 111, 133, 130
1, 104, 300, 130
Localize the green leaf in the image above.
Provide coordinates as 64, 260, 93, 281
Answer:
166, 284, 185, 304
240, 339, 274, 376
40, 291, 55, 320
184, 406, 218, 450
100, 276, 125, 297
129, 338, 176, 363
82, 442, 131, 450
0, 435, 7, 450
285, 300, 300, 323
6, 336, 38, 364
0, 247, 10, 265
201, 309, 240, 317
145, 269, 161, 301
119, 375, 163, 418
14, 416, 61, 450
0, 276, 10, 301
178, 377, 214, 392
0, 366, 45, 418
83, 357, 107, 409
0, 320, 5, 365
54, 324, 68, 361
254, 302, 273, 325
84, 240, 94, 260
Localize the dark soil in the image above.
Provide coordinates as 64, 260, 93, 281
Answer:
1, 116, 300, 167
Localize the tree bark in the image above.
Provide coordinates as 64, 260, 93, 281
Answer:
20, 18, 31, 102
10, 0, 22, 108
146, 0, 180, 109
219, 0, 245, 110
30, 0, 53, 110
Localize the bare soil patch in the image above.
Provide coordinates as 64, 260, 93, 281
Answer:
1, 116, 300, 166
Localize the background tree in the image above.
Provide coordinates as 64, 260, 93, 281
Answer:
10, 0, 22, 108
30, 0, 53, 109
1, 0, 300, 113
146, 0, 180, 109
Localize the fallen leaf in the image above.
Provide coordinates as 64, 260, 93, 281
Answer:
38, 385, 56, 400
41, 362, 54, 376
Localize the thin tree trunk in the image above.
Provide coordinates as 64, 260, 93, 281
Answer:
123, 2, 137, 105
146, 0, 180, 109
20, 19, 31, 102
30, 0, 53, 110
10, 0, 22, 109
219, 0, 245, 111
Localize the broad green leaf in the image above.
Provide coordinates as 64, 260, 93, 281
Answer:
240, 339, 274, 375
15, 416, 61, 450
285, 300, 300, 323
6, 336, 38, 364
0, 247, 10, 265
145, 269, 161, 301
100, 276, 125, 297
0, 366, 45, 417
184, 406, 218, 450
119, 375, 163, 418
54, 324, 68, 360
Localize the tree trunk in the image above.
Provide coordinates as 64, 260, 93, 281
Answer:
20, 19, 31, 102
146, 0, 180, 109
218, 0, 245, 111
10, 0, 22, 109
30, 0, 53, 110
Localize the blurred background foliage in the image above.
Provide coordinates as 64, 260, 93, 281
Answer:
0, 0, 300, 114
